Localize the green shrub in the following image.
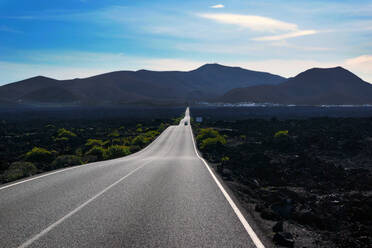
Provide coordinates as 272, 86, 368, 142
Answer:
158, 123, 167, 132
57, 128, 77, 138
25, 147, 54, 165
221, 156, 230, 163
86, 146, 106, 160
111, 138, 122, 145
132, 134, 151, 146
200, 136, 226, 150
197, 128, 226, 151
104, 145, 130, 159
1, 162, 37, 183
274, 130, 289, 138
196, 128, 220, 142
55, 137, 69, 142
129, 145, 141, 153
144, 130, 159, 138
108, 130, 120, 137
85, 139, 105, 148
50, 155, 82, 170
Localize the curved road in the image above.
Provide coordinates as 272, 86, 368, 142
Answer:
0, 108, 264, 248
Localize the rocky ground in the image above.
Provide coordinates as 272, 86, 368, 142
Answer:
194, 117, 372, 247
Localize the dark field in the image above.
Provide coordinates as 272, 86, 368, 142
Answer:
191, 105, 372, 120
1, 106, 371, 247
191, 109, 372, 247
0, 107, 184, 184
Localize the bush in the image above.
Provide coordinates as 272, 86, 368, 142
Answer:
274, 130, 288, 138
85, 139, 105, 148
196, 128, 220, 142
197, 128, 226, 152
158, 123, 167, 132
108, 130, 120, 137
129, 145, 141, 153
57, 128, 77, 138
144, 130, 159, 138
1, 162, 37, 183
132, 135, 151, 146
221, 156, 230, 163
25, 147, 55, 165
49, 155, 82, 170
104, 145, 130, 159
200, 136, 226, 150
85, 146, 106, 160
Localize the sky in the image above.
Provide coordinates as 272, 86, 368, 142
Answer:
0, 0, 371, 85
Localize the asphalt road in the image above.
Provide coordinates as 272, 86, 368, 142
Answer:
0, 108, 264, 248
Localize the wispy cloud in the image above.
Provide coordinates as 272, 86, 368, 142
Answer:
346, 55, 372, 66
198, 13, 297, 32
198, 13, 317, 41
210, 4, 224, 9
253, 30, 317, 41
345, 55, 372, 82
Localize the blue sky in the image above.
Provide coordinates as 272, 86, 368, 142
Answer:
0, 0, 371, 84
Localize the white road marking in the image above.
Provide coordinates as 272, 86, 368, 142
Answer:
0, 127, 171, 191
18, 161, 150, 248
188, 112, 265, 248
0, 166, 85, 191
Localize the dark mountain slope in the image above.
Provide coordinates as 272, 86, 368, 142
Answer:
0, 64, 285, 105
185, 63, 286, 95
0, 76, 58, 101
221, 67, 372, 105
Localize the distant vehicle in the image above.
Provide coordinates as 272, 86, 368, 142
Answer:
184, 121, 188, 126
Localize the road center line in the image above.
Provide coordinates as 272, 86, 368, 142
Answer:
188, 124, 266, 248
18, 161, 151, 248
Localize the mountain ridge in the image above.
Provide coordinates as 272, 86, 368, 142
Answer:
220, 66, 372, 105
0, 63, 286, 106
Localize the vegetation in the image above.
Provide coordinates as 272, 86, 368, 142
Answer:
1, 162, 37, 183
0, 117, 171, 184
50, 155, 82, 170
104, 145, 130, 160
273, 130, 288, 138
25, 147, 55, 169
196, 128, 226, 160
194, 117, 372, 247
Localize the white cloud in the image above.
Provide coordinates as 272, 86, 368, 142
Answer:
345, 55, 372, 67
253, 30, 317, 41
198, 13, 298, 32
210, 4, 225, 9
198, 13, 318, 41
344, 55, 372, 82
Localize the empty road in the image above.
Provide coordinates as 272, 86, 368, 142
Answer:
0, 108, 264, 248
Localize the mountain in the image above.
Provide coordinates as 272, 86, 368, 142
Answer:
0, 64, 285, 106
220, 67, 372, 105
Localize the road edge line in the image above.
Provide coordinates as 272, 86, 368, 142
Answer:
0, 126, 172, 191
189, 126, 265, 248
